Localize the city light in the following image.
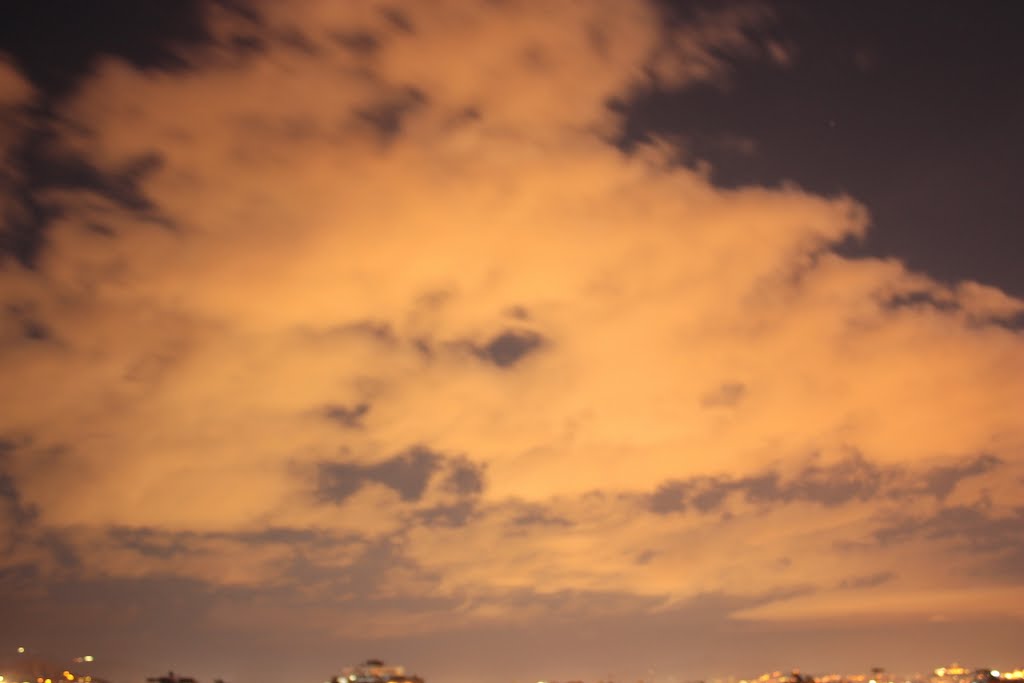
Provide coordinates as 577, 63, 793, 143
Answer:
82, 658, 93, 664
16, 648, 24, 654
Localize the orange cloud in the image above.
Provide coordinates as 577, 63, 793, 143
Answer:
0, 0, 1021, 636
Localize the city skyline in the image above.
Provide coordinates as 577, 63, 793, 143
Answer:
1, 647, 1021, 683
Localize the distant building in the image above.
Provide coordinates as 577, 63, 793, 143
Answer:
147, 671, 197, 683
333, 660, 424, 683
932, 665, 972, 683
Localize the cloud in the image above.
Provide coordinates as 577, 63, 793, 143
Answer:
646, 452, 1003, 516
837, 571, 895, 590
473, 329, 546, 369
0, 54, 35, 262
0, 56, 32, 109
0, 0, 1022, 638
917, 452, 1002, 500
443, 456, 486, 496
317, 446, 443, 504
873, 502, 1024, 553
323, 402, 371, 429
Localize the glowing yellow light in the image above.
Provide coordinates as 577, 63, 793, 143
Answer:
83, 658, 93, 664
45, 678, 52, 683
63, 672, 75, 681
17, 648, 25, 654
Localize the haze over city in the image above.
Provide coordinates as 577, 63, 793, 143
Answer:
0, 2, 1022, 683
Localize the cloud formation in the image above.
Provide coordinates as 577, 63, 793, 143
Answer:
0, 0, 1022, 646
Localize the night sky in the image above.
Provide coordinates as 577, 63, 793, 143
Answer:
1, 3, 1022, 683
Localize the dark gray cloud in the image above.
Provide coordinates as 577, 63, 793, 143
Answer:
417, 500, 477, 528
0, 442, 38, 528
227, 527, 332, 545
475, 329, 545, 368
873, 503, 1024, 552
880, 290, 959, 314
0, 443, 80, 572
3, 143, 174, 271
648, 479, 689, 514
508, 503, 573, 528
379, 7, 415, 35
871, 501, 1024, 582
443, 456, 486, 496
314, 463, 363, 504
504, 305, 530, 320
37, 533, 79, 570
74, 150, 168, 213
104, 525, 359, 580
297, 319, 398, 348
356, 87, 427, 140
6, 303, 54, 343
371, 446, 442, 501
648, 452, 1004, 515
322, 402, 370, 429
229, 33, 267, 56
408, 458, 486, 527
108, 526, 190, 559
690, 477, 734, 512
763, 454, 883, 506
917, 453, 1001, 500
21, 319, 51, 341
316, 445, 443, 504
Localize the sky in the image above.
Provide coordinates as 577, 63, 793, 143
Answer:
0, 2, 1022, 683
